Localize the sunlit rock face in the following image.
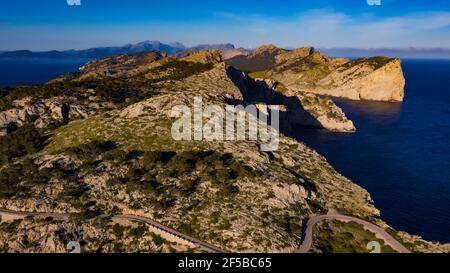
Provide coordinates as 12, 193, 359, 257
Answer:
227, 45, 406, 102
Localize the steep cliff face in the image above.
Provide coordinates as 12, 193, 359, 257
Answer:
301, 57, 406, 102
228, 46, 406, 102
246, 78, 356, 132
296, 93, 356, 132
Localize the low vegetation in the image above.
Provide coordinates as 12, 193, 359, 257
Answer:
340, 56, 392, 71
143, 60, 214, 82
312, 220, 396, 253
0, 60, 214, 112
0, 124, 45, 165
0, 158, 52, 198
106, 150, 257, 211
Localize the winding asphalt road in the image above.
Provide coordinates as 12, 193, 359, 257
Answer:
0, 208, 224, 253
0, 208, 411, 253
297, 213, 411, 253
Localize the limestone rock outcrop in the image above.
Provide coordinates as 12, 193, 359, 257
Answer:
227, 45, 406, 102
314, 58, 405, 101
0, 97, 112, 136
228, 68, 356, 132
76, 51, 166, 79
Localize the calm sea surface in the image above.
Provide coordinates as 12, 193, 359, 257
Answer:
0, 59, 88, 86
293, 59, 450, 243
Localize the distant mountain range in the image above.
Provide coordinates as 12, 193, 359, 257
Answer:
2, 42, 450, 60
0, 41, 238, 60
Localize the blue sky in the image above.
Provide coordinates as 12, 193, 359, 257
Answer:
1, 0, 450, 50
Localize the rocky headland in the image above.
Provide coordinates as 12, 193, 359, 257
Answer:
0, 47, 448, 253
227, 45, 406, 102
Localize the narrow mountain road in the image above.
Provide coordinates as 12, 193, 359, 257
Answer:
297, 213, 411, 253
1, 208, 410, 254
0, 208, 224, 253
111, 214, 224, 253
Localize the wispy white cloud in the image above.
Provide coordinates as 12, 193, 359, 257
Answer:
214, 9, 450, 48
3, 9, 450, 51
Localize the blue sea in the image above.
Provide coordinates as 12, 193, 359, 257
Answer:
0, 59, 88, 86
0, 58, 449, 243
293, 59, 450, 243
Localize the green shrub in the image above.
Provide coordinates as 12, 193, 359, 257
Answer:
0, 243, 9, 253
289, 222, 302, 235
112, 243, 124, 253
167, 151, 198, 174
21, 158, 52, 185
178, 222, 195, 236
179, 178, 200, 195
274, 214, 301, 235
209, 211, 220, 224
152, 234, 167, 246
64, 140, 117, 160
220, 184, 240, 196
112, 224, 125, 238
0, 158, 52, 199
143, 151, 175, 168
128, 225, 147, 237
103, 149, 129, 162
58, 181, 90, 202
148, 60, 214, 81
127, 172, 165, 194
0, 124, 45, 165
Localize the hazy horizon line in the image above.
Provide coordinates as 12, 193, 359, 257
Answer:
2, 40, 450, 53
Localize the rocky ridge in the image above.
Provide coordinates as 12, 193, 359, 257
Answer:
0, 49, 354, 135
